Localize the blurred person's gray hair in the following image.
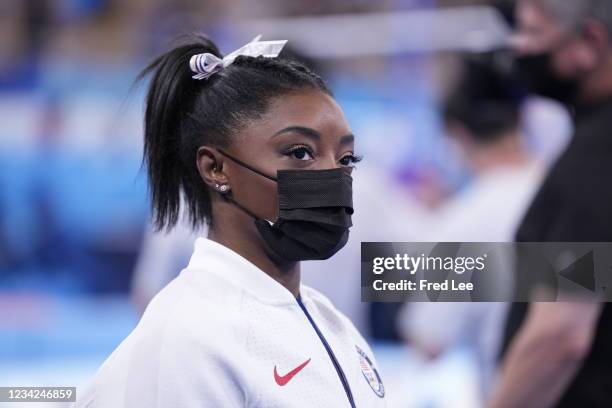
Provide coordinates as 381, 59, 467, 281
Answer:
526, 0, 612, 33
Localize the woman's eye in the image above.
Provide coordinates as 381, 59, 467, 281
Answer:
287, 146, 314, 161
339, 153, 363, 167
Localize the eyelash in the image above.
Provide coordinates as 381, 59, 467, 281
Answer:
340, 153, 363, 167
285, 145, 313, 160
284, 145, 364, 167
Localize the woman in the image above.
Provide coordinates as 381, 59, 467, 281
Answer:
75, 34, 386, 407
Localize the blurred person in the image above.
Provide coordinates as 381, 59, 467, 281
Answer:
75, 35, 386, 407
521, 97, 572, 167
398, 54, 545, 401
430, 54, 544, 243
490, 1, 612, 407
495, 0, 573, 167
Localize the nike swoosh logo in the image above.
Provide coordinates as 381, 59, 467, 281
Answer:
274, 358, 311, 386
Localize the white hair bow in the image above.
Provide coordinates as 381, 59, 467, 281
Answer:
189, 35, 288, 80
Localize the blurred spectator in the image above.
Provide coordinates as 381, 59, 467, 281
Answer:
398, 53, 546, 401
492, 0, 612, 407
431, 53, 545, 242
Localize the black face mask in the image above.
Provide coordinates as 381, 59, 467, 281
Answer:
514, 52, 579, 105
217, 149, 354, 262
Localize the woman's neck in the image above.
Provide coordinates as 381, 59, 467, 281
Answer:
207, 222, 301, 298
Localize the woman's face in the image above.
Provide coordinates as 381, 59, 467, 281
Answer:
220, 89, 356, 223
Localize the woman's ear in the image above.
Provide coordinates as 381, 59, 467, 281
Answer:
196, 146, 230, 189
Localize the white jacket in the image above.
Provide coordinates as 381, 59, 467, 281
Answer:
75, 238, 386, 407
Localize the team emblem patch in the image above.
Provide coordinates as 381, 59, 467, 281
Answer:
356, 345, 385, 398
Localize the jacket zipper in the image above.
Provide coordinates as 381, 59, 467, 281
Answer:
296, 296, 356, 408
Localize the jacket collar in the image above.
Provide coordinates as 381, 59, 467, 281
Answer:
184, 237, 301, 306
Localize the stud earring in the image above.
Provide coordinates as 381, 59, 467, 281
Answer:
215, 183, 229, 193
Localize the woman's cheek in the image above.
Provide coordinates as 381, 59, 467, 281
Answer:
241, 178, 278, 221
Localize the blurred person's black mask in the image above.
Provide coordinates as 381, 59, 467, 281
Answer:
514, 52, 579, 105
217, 149, 353, 262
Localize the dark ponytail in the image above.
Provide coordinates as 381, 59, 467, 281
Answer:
138, 34, 331, 232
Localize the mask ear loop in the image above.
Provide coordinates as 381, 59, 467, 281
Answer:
221, 194, 275, 226
217, 149, 278, 182
215, 149, 277, 225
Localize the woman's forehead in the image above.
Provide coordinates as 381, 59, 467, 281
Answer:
243, 90, 351, 141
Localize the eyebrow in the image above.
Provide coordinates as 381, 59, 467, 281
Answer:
339, 134, 355, 145
272, 126, 321, 140
273, 126, 355, 145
